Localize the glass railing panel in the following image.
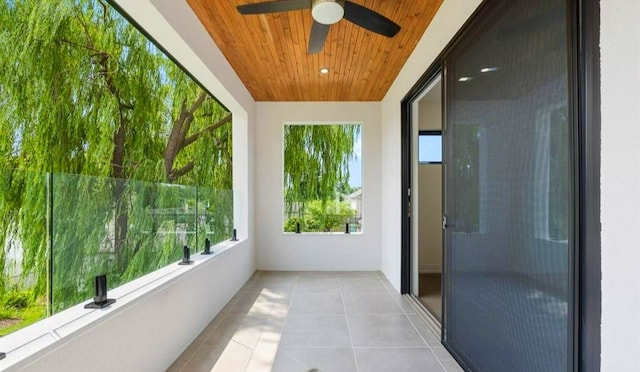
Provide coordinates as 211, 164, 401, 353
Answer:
1, 169, 236, 334
0, 168, 48, 335
283, 199, 361, 233
51, 174, 197, 313
196, 188, 234, 248
126, 179, 198, 261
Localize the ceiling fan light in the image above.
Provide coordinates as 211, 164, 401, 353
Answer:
312, 0, 344, 25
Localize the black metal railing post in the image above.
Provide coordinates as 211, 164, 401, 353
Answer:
178, 245, 194, 265
84, 274, 116, 309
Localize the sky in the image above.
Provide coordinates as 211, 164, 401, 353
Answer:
348, 131, 362, 188
418, 134, 442, 163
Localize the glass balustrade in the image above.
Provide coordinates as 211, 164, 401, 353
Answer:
0, 169, 235, 334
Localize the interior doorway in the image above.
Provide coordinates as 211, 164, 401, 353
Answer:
410, 76, 442, 321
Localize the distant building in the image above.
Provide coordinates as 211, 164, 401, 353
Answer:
343, 189, 362, 230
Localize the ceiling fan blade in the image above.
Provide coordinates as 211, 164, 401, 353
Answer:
237, 0, 310, 15
308, 21, 330, 54
343, 1, 400, 37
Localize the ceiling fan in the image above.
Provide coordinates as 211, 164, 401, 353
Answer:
237, 0, 401, 54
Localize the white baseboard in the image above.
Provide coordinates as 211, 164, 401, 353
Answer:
419, 264, 441, 274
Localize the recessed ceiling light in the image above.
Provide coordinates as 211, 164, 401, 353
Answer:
319, 68, 329, 74
458, 76, 473, 82
480, 67, 499, 73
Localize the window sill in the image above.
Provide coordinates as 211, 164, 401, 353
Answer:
0, 239, 243, 369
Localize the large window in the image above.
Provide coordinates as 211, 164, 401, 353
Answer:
0, 0, 232, 335
283, 124, 362, 233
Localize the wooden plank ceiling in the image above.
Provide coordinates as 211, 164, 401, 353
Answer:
185, 0, 443, 101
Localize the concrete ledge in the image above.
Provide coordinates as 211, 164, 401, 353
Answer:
1, 239, 254, 372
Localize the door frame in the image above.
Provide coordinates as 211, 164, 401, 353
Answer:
401, 64, 442, 295
400, 0, 600, 370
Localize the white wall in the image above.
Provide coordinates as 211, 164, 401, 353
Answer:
255, 102, 382, 271
5, 0, 258, 370
600, 0, 640, 369
417, 93, 443, 274
418, 166, 442, 273
380, 0, 483, 291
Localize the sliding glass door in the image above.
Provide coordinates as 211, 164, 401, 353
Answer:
443, 0, 573, 370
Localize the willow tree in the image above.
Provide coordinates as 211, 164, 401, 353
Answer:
283, 124, 360, 230
0, 0, 232, 314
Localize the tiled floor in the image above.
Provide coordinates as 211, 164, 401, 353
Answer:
167, 271, 462, 372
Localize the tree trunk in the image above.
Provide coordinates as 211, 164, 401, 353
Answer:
163, 91, 231, 183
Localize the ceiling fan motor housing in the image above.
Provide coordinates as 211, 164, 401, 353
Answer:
311, 0, 346, 25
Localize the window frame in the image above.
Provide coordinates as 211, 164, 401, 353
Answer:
281, 122, 364, 235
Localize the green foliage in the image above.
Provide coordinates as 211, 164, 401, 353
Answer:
307, 200, 356, 232
283, 124, 360, 233
0, 288, 45, 337
0, 0, 234, 329
2, 289, 31, 310
0, 304, 47, 336
336, 181, 357, 200
0, 307, 17, 320
283, 217, 302, 233
284, 200, 356, 233
284, 124, 359, 207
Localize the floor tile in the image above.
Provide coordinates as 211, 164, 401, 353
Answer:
442, 358, 465, 372
288, 293, 345, 314
280, 314, 351, 348
348, 314, 425, 347
337, 271, 383, 279
232, 315, 269, 350
247, 281, 297, 295
245, 326, 284, 372
181, 345, 225, 372
271, 349, 307, 371
166, 342, 200, 372
343, 293, 405, 314
391, 294, 418, 314
378, 274, 399, 288
431, 345, 464, 372
248, 272, 298, 292
407, 314, 442, 347
273, 348, 357, 372
224, 292, 271, 315
296, 277, 342, 294
169, 271, 460, 372
354, 347, 445, 372
210, 341, 253, 372
205, 314, 255, 348
340, 277, 391, 295
296, 271, 339, 279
